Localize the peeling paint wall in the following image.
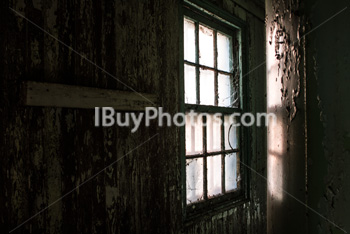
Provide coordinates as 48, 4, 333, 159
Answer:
267, 0, 350, 233
266, 0, 307, 233
1, 0, 266, 233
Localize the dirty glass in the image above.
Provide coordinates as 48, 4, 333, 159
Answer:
225, 153, 238, 191
199, 24, 214, 67
206, 114, 221, 152
217, 32, 233, 72
207, 155, 222, 197
184, 18, 196, 63
199, 68, 215, 105
186, 158, 204, 203
218, 73, 232, 107
184, 64, 196, 104
224, 115, 239, 150
186, 114, 203, 155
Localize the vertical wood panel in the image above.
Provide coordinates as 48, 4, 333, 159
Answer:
2, 0, 266, 233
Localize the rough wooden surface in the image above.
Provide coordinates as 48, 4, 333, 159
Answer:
0, 0, 266, 233
21, 81, 158, 110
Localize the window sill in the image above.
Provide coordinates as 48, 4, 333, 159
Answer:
184, 191, 249, 225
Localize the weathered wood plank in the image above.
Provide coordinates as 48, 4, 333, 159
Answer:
21, 81, 158, 111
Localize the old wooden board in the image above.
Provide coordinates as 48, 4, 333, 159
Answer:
21, 81, 158, 111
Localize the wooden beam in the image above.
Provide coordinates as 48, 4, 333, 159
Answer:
21, 81, 158, 111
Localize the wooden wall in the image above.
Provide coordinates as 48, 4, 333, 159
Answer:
0, 0, 266, 233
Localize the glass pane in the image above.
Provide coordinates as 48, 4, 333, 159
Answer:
199, 68, 214, 105
217, 32, 233, 72
199, 24, 214, 67
184, 64, 196, 104
218, 73, 232, 107
224, 115, 239, 150
184, 18, 196, 63
225, 153, 239, 191
207, 155, 222, 197
206, 114, 221, 152
186, 158, 204, 203
186, 114, 203, 155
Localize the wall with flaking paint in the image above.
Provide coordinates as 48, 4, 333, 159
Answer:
266, 0, 350, 233
0, 0, 266, 233
266, 0, 307, 233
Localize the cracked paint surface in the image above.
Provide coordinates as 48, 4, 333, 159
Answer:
1, 0, 266, 233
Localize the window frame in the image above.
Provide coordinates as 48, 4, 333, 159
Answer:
179, 0, 250, 221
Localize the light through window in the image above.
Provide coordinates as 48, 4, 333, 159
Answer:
183, 16, 242, 205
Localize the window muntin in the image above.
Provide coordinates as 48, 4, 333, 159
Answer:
183, 17, 239, 108
183, 17, 242, 205
185, 114, 241, 204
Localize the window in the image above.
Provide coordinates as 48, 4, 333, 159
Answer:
181, 1, 248, 216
